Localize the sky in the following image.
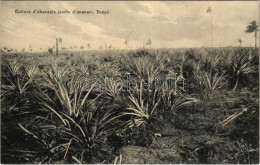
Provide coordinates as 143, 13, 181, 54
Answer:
0, 1, 258, 51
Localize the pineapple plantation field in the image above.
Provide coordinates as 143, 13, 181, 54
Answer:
1, 47, 259, 164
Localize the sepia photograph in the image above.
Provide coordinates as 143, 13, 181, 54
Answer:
0, 1, 259, 164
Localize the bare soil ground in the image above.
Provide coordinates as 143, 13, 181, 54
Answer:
119, 89, 259, 164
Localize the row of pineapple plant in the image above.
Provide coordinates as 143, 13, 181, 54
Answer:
1, 47, 258, 163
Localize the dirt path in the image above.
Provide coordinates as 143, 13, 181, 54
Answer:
120, 136, 182, 164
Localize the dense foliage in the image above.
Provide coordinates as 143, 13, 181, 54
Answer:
1, 47, 259, 163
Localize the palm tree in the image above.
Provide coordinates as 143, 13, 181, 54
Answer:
207, 7, 213, 47
29, 44, 32, 52
146, 39, 152, 48
87, 43, 91, 49
246, 21, 258, 48
124, 37, 128, 50
80, 46, 84, 51
238, 39, 242, 47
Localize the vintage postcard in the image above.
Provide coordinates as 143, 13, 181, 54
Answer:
0, 0, 259, 164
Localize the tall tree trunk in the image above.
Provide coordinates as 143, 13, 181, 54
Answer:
255, 30, 257, 48
56, 38, 59, 56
